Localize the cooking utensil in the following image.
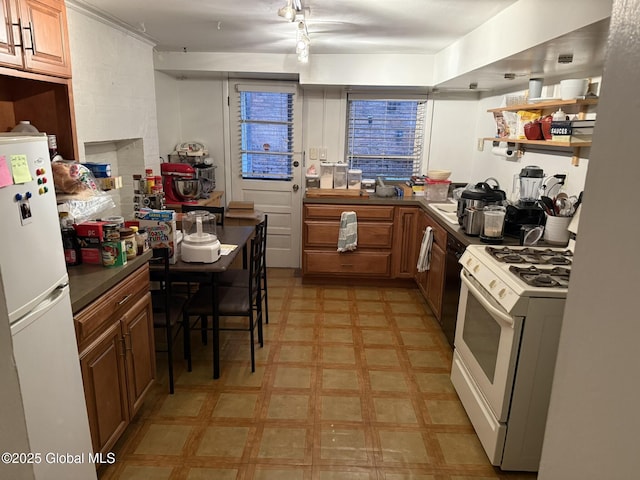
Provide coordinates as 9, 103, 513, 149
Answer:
540, 196, 556, 216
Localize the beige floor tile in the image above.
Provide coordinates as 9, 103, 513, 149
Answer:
257, 427, 308, 459
320, 427, 369, 461
279, 344, 314, 363
254, 467, 306, 480
323, 299, 351, 312
399, 331, 438, 347
361, 330, 395, 346
321, 395, 363, 422
369, 371, 409, 392
322, 346, 357, 365
322, 327, 354, 343
436, 432, 489, 465
134, 424, 192, 455
212, 393, 259, 418
364, 348, 400, 367
223, 365, 266, 387
323, 288, 350, 300
290, 298, 320, 311
273, 366, 312, 388
354, 289, 383, 301
384, 473, 436, 480
406, 350, 449, 369
196, 426, 249, 458
378, 430, 430, 464
286, 311, 316, 325
357, 313, 390, 327
388, 303, 425, 315
321, 368, 360, 390
394, 316, 428, 330
382, 290, 416, 303
373, 398, 418, 424
157, 391, 206, 417
118, 465, 173, 480
282, 325, 316, 342
425, 399, 470, 425
413, 373, 456, 394
322, 312, 353, 326
290, 287, 319, 299
186, 468, 238, 480
267, 394, 310, 420
357, 301, 385, 313
175, 362, 219, 386
318, 470, 373, 480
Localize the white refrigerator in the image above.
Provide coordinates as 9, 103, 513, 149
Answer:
0, 134, 96, 480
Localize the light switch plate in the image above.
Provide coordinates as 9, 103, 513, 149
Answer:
309, 147, 318, 160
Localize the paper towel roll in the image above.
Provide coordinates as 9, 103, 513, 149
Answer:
492, 142, 515, 158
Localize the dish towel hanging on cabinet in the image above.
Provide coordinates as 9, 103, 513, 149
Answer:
416, 226, 433, 272
337, 211, 358, 252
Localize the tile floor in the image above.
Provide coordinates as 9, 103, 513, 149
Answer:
98, 269, 537, 480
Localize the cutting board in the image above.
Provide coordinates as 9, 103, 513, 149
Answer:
305, 188, 369, 198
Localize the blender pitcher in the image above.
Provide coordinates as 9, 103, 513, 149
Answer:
518, 166, 544, 205
480, 205, 506, 244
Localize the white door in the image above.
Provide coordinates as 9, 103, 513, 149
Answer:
229, 81, 303, 268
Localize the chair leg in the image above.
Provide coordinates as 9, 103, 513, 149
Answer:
256, 295, 264, 348
262, 270, 269, 325
249, 313, 255, 373
183, 311, 192, 372
166, 322, 174, 394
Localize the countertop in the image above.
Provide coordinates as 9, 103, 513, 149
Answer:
67, 250, 153, 313
304, 193, 532, 248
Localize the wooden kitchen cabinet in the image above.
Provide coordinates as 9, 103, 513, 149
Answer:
302, 203, 395, 278
392, 206, 421, 278
75, 264, 155, 456
0, 0, 71, 78
415, 210, 447, 319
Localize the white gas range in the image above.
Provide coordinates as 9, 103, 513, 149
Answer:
451, 244, 572, 471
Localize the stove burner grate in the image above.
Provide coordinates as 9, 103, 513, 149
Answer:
486, 246, 573, 266
509, 265, 571, 288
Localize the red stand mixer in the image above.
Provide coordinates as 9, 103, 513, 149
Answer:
160, 163, 202, 204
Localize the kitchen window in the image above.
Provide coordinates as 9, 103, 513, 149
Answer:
236, 84, 296, 180
346, 95, 427, 179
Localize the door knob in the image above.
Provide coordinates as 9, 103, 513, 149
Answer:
293, 184, 299, 192
293, 160, 300, 167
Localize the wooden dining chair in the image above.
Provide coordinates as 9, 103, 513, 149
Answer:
150, 247, 188, 393
218, 215, 269, 324
182, 220, 266, 373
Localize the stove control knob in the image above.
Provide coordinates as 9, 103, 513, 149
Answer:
489, 280, 497, 289
498, 288, 507, 298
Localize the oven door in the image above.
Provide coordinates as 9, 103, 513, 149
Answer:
454, 269, 523, 422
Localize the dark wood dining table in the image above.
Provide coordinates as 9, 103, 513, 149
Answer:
151, 225, 254, 379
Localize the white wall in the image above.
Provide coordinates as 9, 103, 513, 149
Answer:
538, 0, 640, 477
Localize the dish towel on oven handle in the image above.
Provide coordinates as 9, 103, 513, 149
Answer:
416, 226, 433, 272
337, 211, 358, 252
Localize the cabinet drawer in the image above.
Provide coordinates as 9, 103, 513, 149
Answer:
304, 204, 395, 221
303, 251, 392, 276
75, 265, 150, 352
423, 212, 447, 248
304, 221, 393, 248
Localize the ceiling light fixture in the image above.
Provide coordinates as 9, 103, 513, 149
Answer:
277, 0, 296, 22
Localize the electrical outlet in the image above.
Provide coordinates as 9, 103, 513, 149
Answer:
319, 147, 327, 160
477, 138, 484, 151
309, 147, 318, 160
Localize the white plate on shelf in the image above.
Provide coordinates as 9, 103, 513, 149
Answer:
528, 97, 561, 104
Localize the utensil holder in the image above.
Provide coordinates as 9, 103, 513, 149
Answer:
543, 214, 571, 245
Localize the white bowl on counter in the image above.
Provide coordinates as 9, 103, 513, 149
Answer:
427, 169, 452, 180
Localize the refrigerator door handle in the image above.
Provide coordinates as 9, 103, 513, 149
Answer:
10, 285, 69, 336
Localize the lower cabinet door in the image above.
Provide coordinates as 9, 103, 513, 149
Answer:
426, 244, 446, 319
122, 293, 155, 418
80, 321, 129, 455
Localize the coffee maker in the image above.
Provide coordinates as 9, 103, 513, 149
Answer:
160, 163, 201, 205
504, 165, 546, 237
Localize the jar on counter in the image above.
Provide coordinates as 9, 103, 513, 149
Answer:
103, 223, 121, 242
135, 227, 149, 256
61, 227, 81, 266
120, 227, 137, 260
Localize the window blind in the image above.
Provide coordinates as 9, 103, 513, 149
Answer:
236, 85, 296, 180
346, 97, 427, 180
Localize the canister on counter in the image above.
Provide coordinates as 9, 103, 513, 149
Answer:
101, 241, 127, 267
120, 227, 137, 260
103, 223, 121, 242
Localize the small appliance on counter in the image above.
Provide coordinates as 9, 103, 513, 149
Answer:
181, 210, 221, 263
504, 166, 546, 237
457, 181, 506, 235
161, 162, 201, 205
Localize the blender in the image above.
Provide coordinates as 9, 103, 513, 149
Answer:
181, 210, 221, 263
504, 165, 546, 237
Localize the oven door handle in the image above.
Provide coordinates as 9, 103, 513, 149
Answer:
460, 270, 514, 328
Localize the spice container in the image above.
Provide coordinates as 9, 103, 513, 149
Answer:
135, 227, 149, 255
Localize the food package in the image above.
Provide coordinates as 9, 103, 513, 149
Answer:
516, 110, 542, 139
502, 111, 518, 139
135, 208, 178, 263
